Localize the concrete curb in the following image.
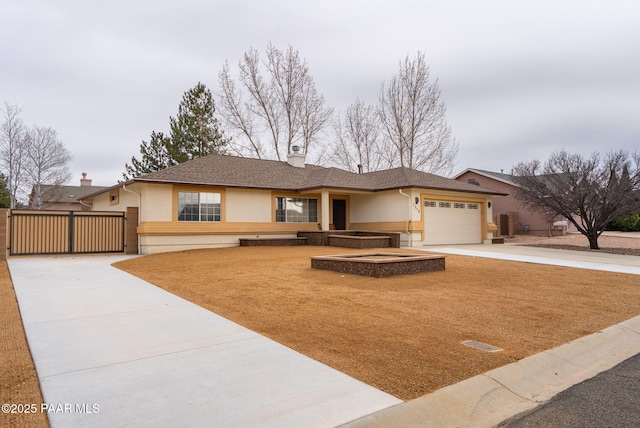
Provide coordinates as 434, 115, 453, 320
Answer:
341, 315, 640, 428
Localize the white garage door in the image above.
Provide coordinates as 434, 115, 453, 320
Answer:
423, 200, 482, 245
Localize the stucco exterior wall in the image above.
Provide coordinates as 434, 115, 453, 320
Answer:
139, 233, 298, 254
226, 189, 272, 222
91, 184, 142, 212
139, 184, 172, 222
350, 191, 409, 223
87, 181, 499, 253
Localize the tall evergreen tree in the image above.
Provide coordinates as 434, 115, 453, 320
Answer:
122, 131, 173, 181
0, 173, 11, 208
123, 83, 229, 180
168, 82, 228, 163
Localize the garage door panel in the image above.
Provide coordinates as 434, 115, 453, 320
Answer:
423, 200, 481, 245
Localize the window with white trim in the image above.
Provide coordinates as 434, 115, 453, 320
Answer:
424, 200, 436, 207
439, 202, 451, 208
467, 203, 479, 210
178, 191, 221, 222
275, 197, 318, 222
454, 203, 465, 209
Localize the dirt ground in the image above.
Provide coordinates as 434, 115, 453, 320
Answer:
1, 234, 638, 421
506, 232, 640, 256
0, 261, 49, 428
113, 234, 640, 400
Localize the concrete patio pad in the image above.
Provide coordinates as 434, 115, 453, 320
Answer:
9, 256, 402, 428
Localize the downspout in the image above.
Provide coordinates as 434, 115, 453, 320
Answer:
122, 184, 142, 254
78, 199, 93, 210
398, 189, 412, 247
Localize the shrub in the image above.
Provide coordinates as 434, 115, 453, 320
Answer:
607, 213, 640, 232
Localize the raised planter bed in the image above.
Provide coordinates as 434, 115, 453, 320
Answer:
239, 237, 308, 247
298, 231, 401, 247
311, 252, 445, 277
327, 235, 391, 249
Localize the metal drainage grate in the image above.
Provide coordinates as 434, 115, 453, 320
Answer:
461, 340, 503, 352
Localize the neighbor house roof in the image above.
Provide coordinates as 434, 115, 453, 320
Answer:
453, 168, 519, 187
36, 184, 110, 203
85, 155, 507, 198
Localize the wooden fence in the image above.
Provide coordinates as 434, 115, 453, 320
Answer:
0, 208, 138, 258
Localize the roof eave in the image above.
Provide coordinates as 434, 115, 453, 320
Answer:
80, 181, 134, 200
453, 168, 520, 187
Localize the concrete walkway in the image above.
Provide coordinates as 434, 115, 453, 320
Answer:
342, 244, 640, 427
9, 256, 401, 428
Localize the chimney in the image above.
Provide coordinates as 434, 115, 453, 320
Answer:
80, 172, 92, 186
286, 145, 306, 168
357, 164, 363, 174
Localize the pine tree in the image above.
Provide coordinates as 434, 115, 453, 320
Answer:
168, 82, 228, 163
122, 131, 173, 181
123, 83, 229, 180
0, 173, 11, 208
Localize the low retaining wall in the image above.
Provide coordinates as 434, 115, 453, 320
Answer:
311, 253, 446, 277
239, 237, 308, 247
327, 235, 391, 249
297, 231, 401, 248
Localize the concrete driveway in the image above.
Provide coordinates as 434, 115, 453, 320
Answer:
9, 255, 401, 428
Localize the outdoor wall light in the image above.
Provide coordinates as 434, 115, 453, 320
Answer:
488, 201, 492, 208
415, 197, 419, 204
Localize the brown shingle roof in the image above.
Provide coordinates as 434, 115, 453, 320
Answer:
38, 184, 109, 202
126, 154, 505, 195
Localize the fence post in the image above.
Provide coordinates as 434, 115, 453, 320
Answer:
68, 211, 75, 253
125, 207, 139, 254
0, 209, 8, 261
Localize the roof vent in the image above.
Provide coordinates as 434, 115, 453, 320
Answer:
287, 146, 306, 168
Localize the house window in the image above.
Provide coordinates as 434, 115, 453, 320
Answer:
468, 203, 479, 210
424, 201, 436, 207
454, 203, 465, 209
275, 197, 318, 222
439, 202, 451, 208
178, 191, 221, 222
109, 190, 119, 206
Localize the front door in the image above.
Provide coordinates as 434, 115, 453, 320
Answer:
332, 199, 347, 230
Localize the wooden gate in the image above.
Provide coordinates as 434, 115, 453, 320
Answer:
9, 210, 126, 256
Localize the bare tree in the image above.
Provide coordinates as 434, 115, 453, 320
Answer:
0, 102, 28, 208
513, 150, 640, 249
217, 44, 332, 161
333, 99, 384, 173
378, 52, 458, 175
24, 126, 72, 209
217, 60, 265, 158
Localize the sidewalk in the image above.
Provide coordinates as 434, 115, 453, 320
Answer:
8, 256, 401, 428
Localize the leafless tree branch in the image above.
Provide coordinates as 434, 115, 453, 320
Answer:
513, 149, 640, 249
378, 52, 458, 175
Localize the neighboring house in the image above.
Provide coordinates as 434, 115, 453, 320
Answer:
84, 152, 505, 255
453, 168, 572, 235
29, 173, 108, 211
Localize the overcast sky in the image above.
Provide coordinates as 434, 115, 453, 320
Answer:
2, 0, 639, 186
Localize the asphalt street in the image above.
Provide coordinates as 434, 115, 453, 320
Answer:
500, 351, 640, 427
